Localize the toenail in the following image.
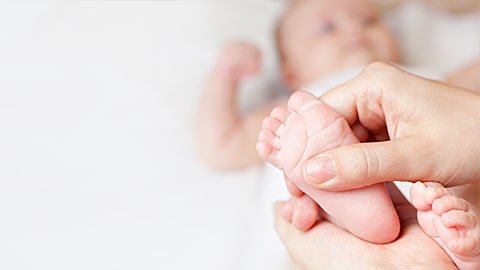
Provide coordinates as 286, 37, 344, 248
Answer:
304, 156, 335, 186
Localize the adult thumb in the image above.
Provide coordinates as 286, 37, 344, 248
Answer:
303, 137, 434, 191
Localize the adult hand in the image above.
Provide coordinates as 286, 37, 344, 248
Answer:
274, 184, 457, 270
302, 62, 480, 191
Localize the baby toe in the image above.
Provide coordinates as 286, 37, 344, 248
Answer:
432, 195, 470, 216
448, 236, 480, 256
262, 117, 282, 134
441, 210, 477, 230
410, 182, 431, 210
287, 91, 319, 114
256, 141, 273, 160
256, 140, 282, 168
272, 137, 282, 150
271, 106, 290, 123
258, 128, 276, 143
267, 151, 282, 169
424, 182, 450, 205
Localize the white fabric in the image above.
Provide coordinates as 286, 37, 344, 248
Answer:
385, 2, 480, 74
0, 1, 478, 270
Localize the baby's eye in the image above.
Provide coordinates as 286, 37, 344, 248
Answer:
315, 22, 335, 35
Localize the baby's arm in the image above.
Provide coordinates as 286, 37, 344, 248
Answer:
446, 59, 480, 94
196, 42, 285, 170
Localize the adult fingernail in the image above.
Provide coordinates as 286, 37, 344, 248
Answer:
304, 156, 335, 185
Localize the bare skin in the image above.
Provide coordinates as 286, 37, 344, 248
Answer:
274, 184, 458, 270
301, 62, 480, 191
411, 182, 480, 270
447, 59, 480, 93
197, 0, 479, 247
280, 62, 480, 268
256, 91, 400, 243
196, 0, 480, 171
196, 0, 399, 170
282, 62, 480, 230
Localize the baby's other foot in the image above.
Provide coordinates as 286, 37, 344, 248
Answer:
411, 182, 480, 270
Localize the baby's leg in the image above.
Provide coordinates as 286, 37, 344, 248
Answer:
257, 91, 400, 244
411, 182, 480, 270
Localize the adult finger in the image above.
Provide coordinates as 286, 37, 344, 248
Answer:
303, 137, 434, 191
315, 62, 480, 190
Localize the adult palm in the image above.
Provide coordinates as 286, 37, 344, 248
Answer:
274, 184, 457, 270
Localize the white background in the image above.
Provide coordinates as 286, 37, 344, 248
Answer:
0, 2, 288, 270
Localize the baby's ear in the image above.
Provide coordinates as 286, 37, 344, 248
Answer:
282, 64, 299, 91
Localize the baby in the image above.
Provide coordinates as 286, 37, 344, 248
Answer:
197, 0, 480, 268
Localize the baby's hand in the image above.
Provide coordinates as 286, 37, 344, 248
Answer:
214, 42, 261, 81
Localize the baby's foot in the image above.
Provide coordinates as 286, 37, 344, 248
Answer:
411, 182, 480, 270
257, 91, 399, 243
257, 91, 358, 180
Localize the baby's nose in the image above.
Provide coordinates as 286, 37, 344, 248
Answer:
343, 20, 365, 37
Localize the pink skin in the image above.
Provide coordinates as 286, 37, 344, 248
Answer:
411, 182, 480, 270
214, 42, 261, 81
270, 2, 400, 231
257, 91, 400, 244
281, 174, 320, 231
281, 195, 321, 232
280, 0, 399, 89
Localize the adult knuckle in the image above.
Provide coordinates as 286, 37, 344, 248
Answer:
371, 61, 401, 74
362, 61, 403, 89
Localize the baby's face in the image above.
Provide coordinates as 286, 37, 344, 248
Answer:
280, 0, 399, 88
